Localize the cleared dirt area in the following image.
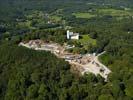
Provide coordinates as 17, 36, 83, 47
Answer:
19, 40, 111, 81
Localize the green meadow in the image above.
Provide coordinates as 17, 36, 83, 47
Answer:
72, 8, 133, 20
51, 15, 62, 22
98, 8, 133, 17
79, 35, 96, 46
72, 12, 96, 19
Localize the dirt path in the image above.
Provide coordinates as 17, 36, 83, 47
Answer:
19, 41, 111, 81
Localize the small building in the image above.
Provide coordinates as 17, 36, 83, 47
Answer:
67, 30, 79, 40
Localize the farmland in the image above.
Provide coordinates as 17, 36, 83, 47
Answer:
72, 12, 96, 19
98, 8, 133, 17
72, 8, 133, 20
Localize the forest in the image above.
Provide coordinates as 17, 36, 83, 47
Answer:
0, 0, 133, 100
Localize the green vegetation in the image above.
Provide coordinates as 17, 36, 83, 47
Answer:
66, 35, 96, 54
51, 15, 62, 22
98, 8, 133, 17
72, 8, 133, 20
67, 35, 97, 54
79, 35, 96, 46
72, 13, 96, 19
0, 0, 133, 99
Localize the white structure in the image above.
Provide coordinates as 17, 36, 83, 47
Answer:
67, 30, 79, 40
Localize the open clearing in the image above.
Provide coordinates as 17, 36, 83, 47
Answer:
19, 40, 111, 81
51, 15, 62, 22
99, 9, 133, 16
78, 35, 96, 46
72, 8, 133, 20
72, 12, 96, 19
98, 8, 133, 17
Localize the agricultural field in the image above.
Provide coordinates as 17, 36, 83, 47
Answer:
98, 8, 133, 17
14, 8, 133, 30
72, 12, 96, 19
16, 11, 65, 30
71, 8, 133, 21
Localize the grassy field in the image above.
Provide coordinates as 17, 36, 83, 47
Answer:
72, 8, 133, 20
98, 8, 133, 17
72, 13, 96, 19
67, 35, 97, 53
79, 35, 96, 46
51, 15, 62, 22
17, 20, 36, 29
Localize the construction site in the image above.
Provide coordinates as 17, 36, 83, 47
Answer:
19, 40, 111, 81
